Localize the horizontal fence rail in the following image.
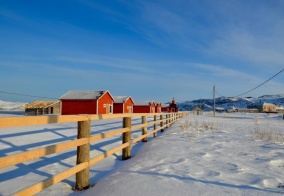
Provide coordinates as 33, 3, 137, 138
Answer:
0, 112, 189, 195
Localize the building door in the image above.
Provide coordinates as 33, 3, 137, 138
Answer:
128, 106, 133, 113
106, 104, 113, 114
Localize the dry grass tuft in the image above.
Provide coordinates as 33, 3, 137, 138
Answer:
179, 119, 219, 140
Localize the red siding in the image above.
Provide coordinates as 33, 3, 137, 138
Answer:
134, 102, 156, 113
155, 103, 162, 113
61, 100, 97, 115
124, 98, 134, 113
113, 103, 123, 113
161, 107, 168, 112
133, 106, 151, 113
98, 92, 114, 114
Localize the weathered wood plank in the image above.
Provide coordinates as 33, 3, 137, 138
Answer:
15, 162, 89, 196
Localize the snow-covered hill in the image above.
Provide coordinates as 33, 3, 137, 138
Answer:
0, 100, 26, 111
176, 95, 284, 111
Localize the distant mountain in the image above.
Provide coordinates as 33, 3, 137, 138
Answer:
176, 95, 284, 111
0, 100, 26, 111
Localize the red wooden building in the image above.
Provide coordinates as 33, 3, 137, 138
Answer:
161, 104, 169, 112
133, 101, 156, 113
60, 90, 114, 115
113, 96, 135, 113
155, 102, 162, 113
168, 97, 178, 112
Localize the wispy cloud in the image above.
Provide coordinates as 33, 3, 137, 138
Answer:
56, 56, 154, 73
0, 9, 26, 22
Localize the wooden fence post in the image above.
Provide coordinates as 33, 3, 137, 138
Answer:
122, 117, 132, 160
160, 114, 164, 132
166, 114, 169, 128
142, 116, 147, 142
153, 115, 157, 137
76, 119, 91, 190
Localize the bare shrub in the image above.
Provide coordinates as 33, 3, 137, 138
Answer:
179, 119, 219, 141
249, 122, 284, 144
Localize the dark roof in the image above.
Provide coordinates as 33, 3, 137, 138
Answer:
60, 90, 108, 100
134, 101, 154, 106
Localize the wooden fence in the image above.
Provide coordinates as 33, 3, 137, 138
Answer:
0, 112, 189, 195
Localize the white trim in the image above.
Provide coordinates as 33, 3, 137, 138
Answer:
60, 101, 62, 115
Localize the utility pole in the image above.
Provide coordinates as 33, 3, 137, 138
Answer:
213, 85, 216, 117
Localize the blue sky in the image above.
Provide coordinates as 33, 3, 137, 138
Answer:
1, 0, 284, 103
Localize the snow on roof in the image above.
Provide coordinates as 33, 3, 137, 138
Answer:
113, 96, 129, 103
59, 90, 107, 100
134, 101, 154, 106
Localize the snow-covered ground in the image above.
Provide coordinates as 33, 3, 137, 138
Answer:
0, 112, 284, 195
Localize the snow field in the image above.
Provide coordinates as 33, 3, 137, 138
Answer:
78, 113, 284, 196
0, 112, 284, 195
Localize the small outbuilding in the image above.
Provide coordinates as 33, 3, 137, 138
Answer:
60, 90, 114, 115
23, 100, 61, 116
155, 102, 162, 113
113, 96, 135, 113
193, 107, 203, 115
133, 101, 156, 113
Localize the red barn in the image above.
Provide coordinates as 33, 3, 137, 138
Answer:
161, 104, 169, 112
60, 90, 114, 115
113, 96, 135, 113
133, 101, 156, 113
155, 102, 162, 113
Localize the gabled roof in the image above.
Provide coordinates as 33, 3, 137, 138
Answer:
113, 96, 134, 104
134, 101, 154, 106
24, 100, 60, 109
193, 107, 202, 111
60, 90, 114, 101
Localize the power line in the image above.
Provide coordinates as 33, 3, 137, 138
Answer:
215, 90, 224, 97
0, 90, 58, 100
235, 68, 284, 97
